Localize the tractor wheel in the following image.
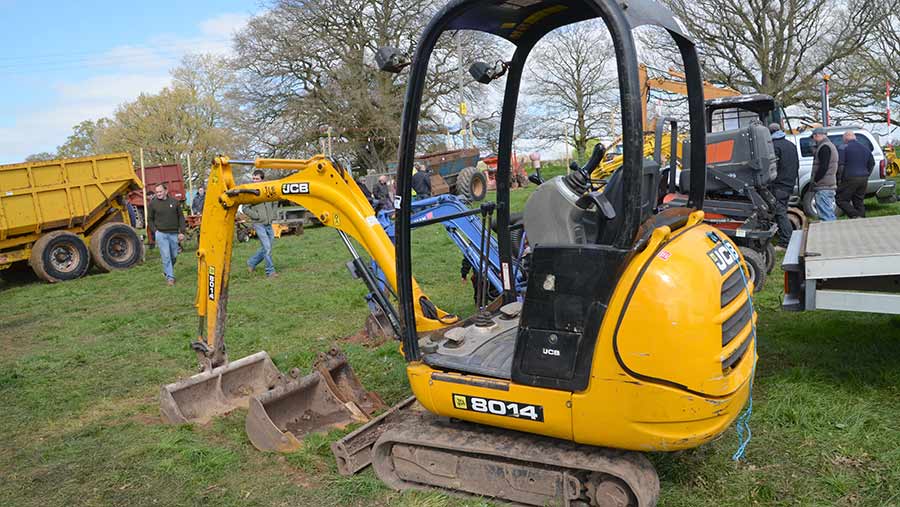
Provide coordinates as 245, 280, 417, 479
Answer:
764, 242, 776, 274
29, 231, 91, 283
89, 223, 143, 272
787, 207, 806, 232
738, 246, 766, 293
456, 166, 487, 202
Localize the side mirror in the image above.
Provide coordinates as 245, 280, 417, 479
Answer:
468, 60, 509, 84
375, 47, 410, 73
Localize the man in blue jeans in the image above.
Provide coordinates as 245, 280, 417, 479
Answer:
146, 183, 186, 286
244, 170, 279, 278
811, 127, 838, 222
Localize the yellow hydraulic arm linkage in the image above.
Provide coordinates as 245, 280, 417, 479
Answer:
194, 155, 456, 369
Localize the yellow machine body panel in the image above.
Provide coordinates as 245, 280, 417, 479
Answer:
406, 215, 756, 452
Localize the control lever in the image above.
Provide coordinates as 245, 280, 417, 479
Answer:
575, 191, 616, 220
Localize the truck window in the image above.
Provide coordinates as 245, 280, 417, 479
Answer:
800, 132, 875, 158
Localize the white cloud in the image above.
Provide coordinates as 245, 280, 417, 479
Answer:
0, 11, 252, 164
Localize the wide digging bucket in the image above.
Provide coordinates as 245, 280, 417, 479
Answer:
160, 351, 284, 425
246, 347, 386, 452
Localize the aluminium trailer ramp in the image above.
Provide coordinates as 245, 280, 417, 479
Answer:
783, 215, 900, 314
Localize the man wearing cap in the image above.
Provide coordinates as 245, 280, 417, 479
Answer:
769, 123, 799, 248
836, 131, 874, 218
810, 127, 839, 221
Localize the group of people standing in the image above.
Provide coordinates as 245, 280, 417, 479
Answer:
768, 124, 874, 249
147, 170, 279, 286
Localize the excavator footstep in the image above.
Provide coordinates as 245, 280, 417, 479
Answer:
160, 351, 284, 425
245, 347, 386, 452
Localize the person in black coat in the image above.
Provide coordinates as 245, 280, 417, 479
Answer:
411, 163, 432, 200
768, 124, 799, 248
836, 131, 874, 218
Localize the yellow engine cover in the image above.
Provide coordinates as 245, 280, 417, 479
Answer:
408, 215, 756, 453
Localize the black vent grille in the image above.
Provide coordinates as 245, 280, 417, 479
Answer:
721, 268, 744, 307
722, 300, 752, 346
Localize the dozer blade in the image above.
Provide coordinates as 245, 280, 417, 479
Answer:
245, 347, 386, 452
160, 351, 284, 425
331, 395, 419, 476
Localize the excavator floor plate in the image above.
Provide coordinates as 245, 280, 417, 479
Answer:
371, 410, 659, 507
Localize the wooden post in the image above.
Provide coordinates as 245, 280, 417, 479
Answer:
186, 154, 193, 203
140, 148, 148, 231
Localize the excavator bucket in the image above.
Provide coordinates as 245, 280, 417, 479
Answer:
246, 347, 386, 452
160, 351, 285, 425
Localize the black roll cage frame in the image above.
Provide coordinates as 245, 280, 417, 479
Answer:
393, 0, 709, 362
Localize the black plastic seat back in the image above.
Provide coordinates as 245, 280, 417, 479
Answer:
511, 244, 629, 391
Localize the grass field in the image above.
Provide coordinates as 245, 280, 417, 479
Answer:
2, 169, 900, 507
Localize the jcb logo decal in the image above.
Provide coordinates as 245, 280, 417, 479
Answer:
282, 183, 310, 195
453, 394, 468, 410
707, 242, 739, 274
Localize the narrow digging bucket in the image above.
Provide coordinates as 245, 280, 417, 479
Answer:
331, 396, 420, 475
160, 351, 284, 425
245, 346, 387, 452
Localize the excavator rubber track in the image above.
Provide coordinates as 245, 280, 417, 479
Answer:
372, 411, 659, 507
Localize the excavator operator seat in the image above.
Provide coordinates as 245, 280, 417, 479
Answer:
680, 122, 777, 195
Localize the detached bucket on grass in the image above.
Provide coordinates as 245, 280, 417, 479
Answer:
160, 351, 285, 424
245, 347, 386, 452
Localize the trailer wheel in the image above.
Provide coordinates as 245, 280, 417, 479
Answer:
89, 223, 143, 272
29, 231, 91, 283
738, 246, 766, 293
456, 166, 487, 202
787, 207, 806, 231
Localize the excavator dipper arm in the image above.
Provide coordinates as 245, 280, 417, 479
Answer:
195, 155, 455, 368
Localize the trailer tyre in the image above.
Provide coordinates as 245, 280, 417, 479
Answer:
29, 231, 91, 283
89, 223, 143, 272
457, 166, 487, 202
738, 246, 766, 293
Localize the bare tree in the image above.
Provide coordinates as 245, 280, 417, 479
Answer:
827, 2, 900, 131
230, 0, 499, 172
661, 0, 882, 108
526, 22, 617, 162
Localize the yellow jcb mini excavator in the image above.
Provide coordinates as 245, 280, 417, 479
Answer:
159, 155, 457, 438
350, 0, 757, 505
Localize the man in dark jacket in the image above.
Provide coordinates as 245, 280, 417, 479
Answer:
372, 175, 392, 211
411, 163, 431, 200
147, 183, 186, 285
811, 127, 838, 221
191, 186, 205, 215
769, 124, 800, 247
836, 131, 874, 218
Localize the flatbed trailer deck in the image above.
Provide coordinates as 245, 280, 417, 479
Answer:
783, 215, 900, 314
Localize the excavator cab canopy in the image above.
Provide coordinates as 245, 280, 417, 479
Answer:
391, 0, 710, 362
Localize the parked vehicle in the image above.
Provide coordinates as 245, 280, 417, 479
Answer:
364, 148, 487, 202
0, 153, 144, 283
787, 126, 897, 218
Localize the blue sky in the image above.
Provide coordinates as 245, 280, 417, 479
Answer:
0, 0, 262, 164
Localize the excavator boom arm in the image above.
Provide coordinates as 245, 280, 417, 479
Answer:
196, 156, 454, 366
